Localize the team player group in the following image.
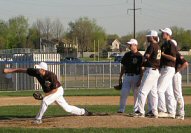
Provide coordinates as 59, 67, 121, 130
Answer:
118, 27, 189, 120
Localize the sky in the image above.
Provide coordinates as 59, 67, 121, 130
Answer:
0, 0, 190, 36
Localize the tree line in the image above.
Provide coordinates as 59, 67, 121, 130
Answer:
0, 15, 190, 53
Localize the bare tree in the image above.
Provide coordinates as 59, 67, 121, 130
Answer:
35, 18, 53, 40
52, 19, 64, 41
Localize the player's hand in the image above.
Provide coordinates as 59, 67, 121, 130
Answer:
45, 81, 51, 87
119, 78, 122, 85
3, 68, 11, 74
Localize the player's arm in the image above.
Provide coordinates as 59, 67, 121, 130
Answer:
177, 62, 189, 73
161, 42, 177, 62
119, 65, 125, 83
143, 44, 153, 62
161, 53, 176, 62
3, 68, 27, 74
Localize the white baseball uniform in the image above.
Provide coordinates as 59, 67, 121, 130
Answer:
135, 42, 161, 115
118, 51, 143, 113
36, 86, 85, 120
172, 52, 187, 117
27, 68, 85, 121
157, 40, 178, 115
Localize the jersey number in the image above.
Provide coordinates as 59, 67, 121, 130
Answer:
157, 50, 161, 60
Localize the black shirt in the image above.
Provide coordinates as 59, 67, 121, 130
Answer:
176, 52, 187, 71
27, 68, 61, 93
121, 51, 143, 74
160, 40, 178, 68
144, 43, 161, 69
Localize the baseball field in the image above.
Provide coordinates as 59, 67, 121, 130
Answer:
0, 88, 191, 133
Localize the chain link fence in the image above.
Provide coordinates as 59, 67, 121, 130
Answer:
0, 62, 190, 91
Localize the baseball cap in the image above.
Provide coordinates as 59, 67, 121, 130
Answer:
171, 39, 177, 47
35, 62, 48, 70
146, 30, 158, 37
127, 39, 138, 45
159, 28, 172, 36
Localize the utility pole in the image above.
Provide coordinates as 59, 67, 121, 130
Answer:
128, 0, 141, 38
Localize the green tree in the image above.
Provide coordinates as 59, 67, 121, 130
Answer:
0, 20, 8, 49
171, 26, 191, 50
67, 17, 106, 57
7, 16, 29, 48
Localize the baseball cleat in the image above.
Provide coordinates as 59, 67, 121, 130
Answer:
133, 111, 145, 118
145, 111, 152, 117
145, 111, 158, 118
168, 113, 175, 119
84, 109, 93, 116
117, 111, 124, 114
176, 115, 184, 120
32, 119, 42, 124
158, 112, 169, 118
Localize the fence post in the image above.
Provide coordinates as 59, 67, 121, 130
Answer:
83, 63, 85, 87
15, 63, 18, 91
109, 61, 112, 88
87, 63, 90, 88
95, 64, 97, 88
64, 63, 66, 89
187, 65, 189, 85
102, 63, 104, 87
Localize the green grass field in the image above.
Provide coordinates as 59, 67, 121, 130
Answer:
1, 126, 191, 133
0, 87, 190, 97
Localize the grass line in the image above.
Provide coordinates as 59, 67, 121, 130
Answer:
0, 87, 190, 97
0, 126, 191, 133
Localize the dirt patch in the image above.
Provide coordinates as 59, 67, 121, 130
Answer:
0, 96, 191, 106
0, 115, 191, 128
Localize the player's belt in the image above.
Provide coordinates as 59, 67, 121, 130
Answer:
125, 73, 139, 76
146, 67, 157, 70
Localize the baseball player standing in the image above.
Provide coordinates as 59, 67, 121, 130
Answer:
171, 40, 189, 120
3, 62, 92, 124
118, 39, 143, 113
157, 28, 178, 118
134, 30, 161, 118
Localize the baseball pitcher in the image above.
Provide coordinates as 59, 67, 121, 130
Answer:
3, 62, 92, 124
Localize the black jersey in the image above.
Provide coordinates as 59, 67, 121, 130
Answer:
160, 40, 178, 68
27, 68, 61, 93
121, 51, 143, 75
144, 43, 161, 69
175, 53, 187, 71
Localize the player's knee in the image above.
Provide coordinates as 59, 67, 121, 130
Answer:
42, 98, 50, 106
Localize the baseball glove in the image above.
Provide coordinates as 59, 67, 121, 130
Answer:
33, 92, 43, 100
114, 84, 122, 90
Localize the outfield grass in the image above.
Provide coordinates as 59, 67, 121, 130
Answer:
1, 126, 191, 133
0, 87, 190, 97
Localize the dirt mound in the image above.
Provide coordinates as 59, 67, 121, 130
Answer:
0, 115, 190, 128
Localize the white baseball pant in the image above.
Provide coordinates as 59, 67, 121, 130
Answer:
119, 75, 140, 112
157, 67, 176, 115
173, 72, 185, 116
135, 68, 159, 115
35, 86, 85, 120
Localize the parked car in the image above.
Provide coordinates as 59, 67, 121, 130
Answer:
89, 54, 98, 58
114, 55, 123, 63
61, 57, 83, 63
110, 53, 119, 57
